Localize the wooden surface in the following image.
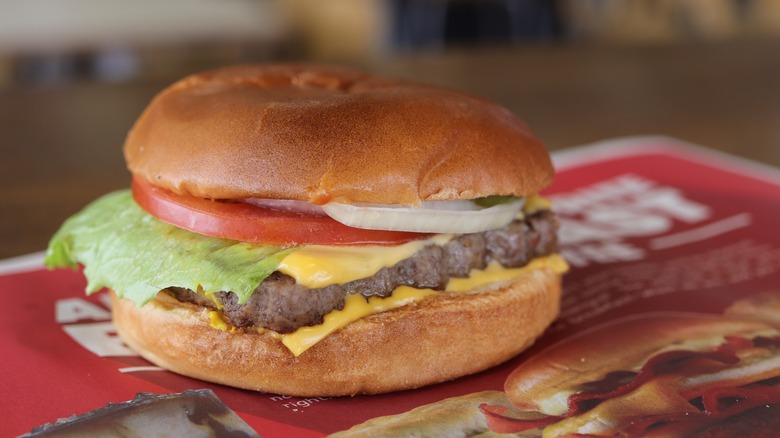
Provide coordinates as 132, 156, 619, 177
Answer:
2, 40, 779, 259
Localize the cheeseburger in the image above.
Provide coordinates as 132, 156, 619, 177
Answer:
45, 64, 567, 396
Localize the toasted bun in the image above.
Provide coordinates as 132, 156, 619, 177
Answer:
111, 264, 562, 396
504, 313, 775, 414
124, 64, 552, 205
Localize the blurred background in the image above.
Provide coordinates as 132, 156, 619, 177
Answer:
2, 0, 780, 258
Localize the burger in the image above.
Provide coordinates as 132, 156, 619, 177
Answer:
481, 313, 780, 437
45, 64, 567, 396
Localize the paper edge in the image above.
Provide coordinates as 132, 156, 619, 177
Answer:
552, 135, 780, 186
0, 251, 46, 276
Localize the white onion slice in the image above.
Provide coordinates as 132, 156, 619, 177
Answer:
321, 198, 524, 234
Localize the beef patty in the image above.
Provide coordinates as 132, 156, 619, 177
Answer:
166, 210, 558, 333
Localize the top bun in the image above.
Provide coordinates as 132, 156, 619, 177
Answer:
124, 64, 553, 205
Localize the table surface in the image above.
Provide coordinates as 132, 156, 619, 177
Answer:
2, 39, 779, 260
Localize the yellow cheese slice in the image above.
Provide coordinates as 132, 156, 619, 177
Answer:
281, 286, 437, 356
208, 310, 229, 331
281, 254, 568, 356
276, 234, 453, 289
446, 254, 569, 292
522, 194, 552, 214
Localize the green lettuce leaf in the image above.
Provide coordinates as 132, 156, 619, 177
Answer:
45, 190, 295, 305
472, 195, 521, 208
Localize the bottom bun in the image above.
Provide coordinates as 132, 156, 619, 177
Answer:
111, 266, 562, 396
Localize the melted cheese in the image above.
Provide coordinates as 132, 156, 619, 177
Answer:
280, 254, 569, 356
276, 234, 453, 288
281, 286, 437, 356
446, 254, 569, 292
523, 195, 552, 214
208, 311, 228, 331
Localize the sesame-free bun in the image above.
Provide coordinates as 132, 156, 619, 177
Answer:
111, 265, 562, 396
124, 64, 553, 205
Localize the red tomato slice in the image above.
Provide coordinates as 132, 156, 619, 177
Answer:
131, 177, 430, 246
